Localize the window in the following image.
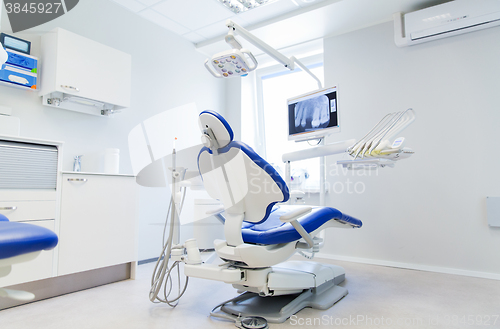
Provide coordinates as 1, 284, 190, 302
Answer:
259, 62, 325, 191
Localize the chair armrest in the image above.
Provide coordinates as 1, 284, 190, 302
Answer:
206, 206, 225, 216
206, 206, 225, 224
279, 206, 312, 223
289, 221, 314, 248
280, 207, 314, 248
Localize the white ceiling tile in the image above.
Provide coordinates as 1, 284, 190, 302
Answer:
195, 20, 232, 39
295, 0, 325, 8
112, 0, 147, 13
230, 16, 250, 27
137, 0, 163, 6
236, 0, 298, 25
152, 0, 234, 31
182, 32, 207, 44
139, 9, 190, 35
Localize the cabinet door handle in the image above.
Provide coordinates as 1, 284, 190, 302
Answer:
0, 206, 17, 210
68, 178, 88, 182
61, 85, 80, 92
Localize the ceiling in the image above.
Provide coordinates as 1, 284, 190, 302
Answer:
110, 0, 330, 43
111, 0, 450, 56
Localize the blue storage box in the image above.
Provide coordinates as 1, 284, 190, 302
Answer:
5, 49, 38, 73
0, 64, 37, 89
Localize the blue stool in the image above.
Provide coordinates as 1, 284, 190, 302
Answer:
0, 214, 58, 301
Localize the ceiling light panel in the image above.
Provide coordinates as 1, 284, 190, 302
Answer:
216, 0, 279, 14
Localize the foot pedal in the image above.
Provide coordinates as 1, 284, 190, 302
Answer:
237, 316, 268, 329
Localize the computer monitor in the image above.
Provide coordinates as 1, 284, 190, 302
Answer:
287, 86, 340, 142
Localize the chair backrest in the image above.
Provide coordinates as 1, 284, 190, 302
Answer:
198, 111, 289, 224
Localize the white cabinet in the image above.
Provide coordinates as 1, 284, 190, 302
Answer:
58, 173, 137, 276
0, 136, 62, 287
38, 28, 131, 116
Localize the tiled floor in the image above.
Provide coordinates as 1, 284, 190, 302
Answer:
1, 257, 499, 329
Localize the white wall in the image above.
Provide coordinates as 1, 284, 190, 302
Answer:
322, 22, 500, 277
224, 78, 242, 140
0, 0, 225, 260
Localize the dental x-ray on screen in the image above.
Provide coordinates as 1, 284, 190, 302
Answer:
288, 86, 339, 141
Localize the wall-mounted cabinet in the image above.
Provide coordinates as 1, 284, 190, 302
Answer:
38, 28, 131, 117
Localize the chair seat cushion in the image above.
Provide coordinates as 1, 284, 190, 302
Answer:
0, 218, 58, 260
241, 205, 362, 245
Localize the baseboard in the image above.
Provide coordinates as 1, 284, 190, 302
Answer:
315, 253, 500, 281
0, 263, 131, 310
138, 258, 158, 265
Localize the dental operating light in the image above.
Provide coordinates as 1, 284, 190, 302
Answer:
205, 20, 322, 88
205, 48, 258, 78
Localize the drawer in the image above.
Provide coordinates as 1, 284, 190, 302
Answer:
0, 189, 57, 201
0, 200, 56, 222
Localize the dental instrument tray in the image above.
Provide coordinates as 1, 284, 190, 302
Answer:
345, 108, 416, 164
337, 158, 396, 170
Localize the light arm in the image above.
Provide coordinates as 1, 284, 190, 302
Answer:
225, 20, 322, 88
225, 30, 243, 50
290, 56, 322, 89
226, 20, 292, 68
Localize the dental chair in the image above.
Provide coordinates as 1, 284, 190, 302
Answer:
0, 214, 58, 301
184, 110, 362, 324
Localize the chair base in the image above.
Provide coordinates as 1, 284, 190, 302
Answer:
0, 288, 35, 301
1, 251, 42, 301
220, 270, 348, 323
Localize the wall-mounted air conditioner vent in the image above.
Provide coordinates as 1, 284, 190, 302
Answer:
394, 0, 500, 47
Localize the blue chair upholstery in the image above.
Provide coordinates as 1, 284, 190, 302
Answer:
198, 110, 362, 246
0, 214, 58, 260
199, 141, 289, 225
242, 205, 362, 245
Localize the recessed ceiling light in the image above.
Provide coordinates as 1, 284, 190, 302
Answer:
216, 0, 279, 14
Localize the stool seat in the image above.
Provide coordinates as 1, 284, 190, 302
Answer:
0, 214, 58, 260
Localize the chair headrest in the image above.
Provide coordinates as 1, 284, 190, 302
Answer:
198, 110, 234, 149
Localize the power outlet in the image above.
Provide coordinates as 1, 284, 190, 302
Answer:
486, 197, 500, 228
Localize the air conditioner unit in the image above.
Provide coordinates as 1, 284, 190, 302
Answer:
394, 0, 500, 47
